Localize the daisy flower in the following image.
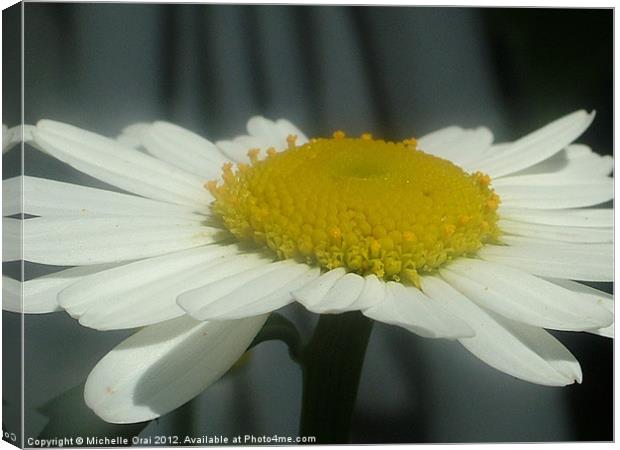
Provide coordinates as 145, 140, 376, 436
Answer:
4, 110, 613, 424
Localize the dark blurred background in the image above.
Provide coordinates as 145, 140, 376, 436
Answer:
2, 3, 613, 444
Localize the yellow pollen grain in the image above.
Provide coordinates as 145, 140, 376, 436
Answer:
475, 171, 491, 187
403, 138, 418, 149
208, 134, 501, 286
286, 135, 298, 149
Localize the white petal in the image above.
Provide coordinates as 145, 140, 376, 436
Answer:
58, 245, 240, 330
499, 207, 612, 228
291, 267, 347, 313
511, 144, 613, 178
311, 272, 366, 313
2, 264, 119, 314
2, 176, 21, 217
247, 116, 310, 149
223, 136, 264, 163
116, 123, 150, 149
217, 116, 308, 163
588, 298, 614, 338
176, 252, 281, 317
478, 236, 613, 281
347, 274, 387, 311
543, 278, 613, 339
32, 120, 211, 208
2, 277, 22, 312
492, 172, 612, 187
363, 281, 474, 339
421, 276, 582, 386
141, 122, 230, 178
215, 140, 250, 164
475, 110, 595, 177
3, 125, 34, 153
418, 127, 494, 168
3, 218, 20, 261
23, 216, 223, 265
439, 258, 612, 331
205, 266, 321, 320
178, 261, 317, 320
417, 126, 463, 153
4, 176, 205, 218
2, 124, 9, 153
84, 314, 268, 424
498, 219, 612, 243
275, 119, 309, 145
246, 116, 287, 148
495, 177, 612, 209
235, 133, 273, 153
589, 321, 614, 338
544, 277, 613, 300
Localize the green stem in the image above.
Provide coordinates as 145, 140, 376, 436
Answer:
299, 312, 374, 444
249, 313, 302, 362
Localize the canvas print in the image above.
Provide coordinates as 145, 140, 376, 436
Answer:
2, 2, 613, 447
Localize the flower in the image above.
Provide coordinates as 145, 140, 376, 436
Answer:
5, 111, 613, 424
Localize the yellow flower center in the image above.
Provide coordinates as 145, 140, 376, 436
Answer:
207, 132, 500, 286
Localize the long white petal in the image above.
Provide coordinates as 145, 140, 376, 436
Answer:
2, 176, 21, 217
275, 118, 309, 145
315, 272, 366, 313
363, 281, 474, 339
421, 276, 582, 386
499, 207, 612, 228
178, 261, 316, 320
248, 116, 309, 148
498, 219, 612, 243
349, 274, 387, 311
508, 144, 613, 178
476, 110, 595, 177
495, 178, 612, 209
478, 236, 613, 281
588, 297, 614, 338
84, 314, 268, 424
3, 218, 21, 261
2, 264, 119, 314
176, 252, 281, 317
215, 140, 250, 164
32, 120, 211, 208
3, 125, 34, 153
2, 277, 22, 312
543, 278, 613, 338
291, 268, 347, 313
58, 245, 241, 330
418, 127, 494, 168
202, 267, 321, 320
4, 176, 204, 218
246, 117, 288, 148
417, 126, 463, 152
492, 172, 612, 187
216, 116, 308, 163
116, 123, 150, 149
589, 319, 614, 338
23, 216, 223, 265
439, 259, 612, 331
141, 122, 230, 178
544, 278, 613, 300
237, 267, 321, 317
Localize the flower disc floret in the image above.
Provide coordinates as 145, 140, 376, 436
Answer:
208, 133, 501, 286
